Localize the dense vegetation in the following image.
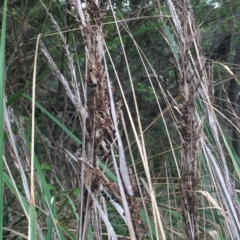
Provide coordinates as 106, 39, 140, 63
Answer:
1, 0, 240, 239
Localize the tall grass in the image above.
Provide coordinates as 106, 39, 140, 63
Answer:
0, 1, 8, 239
2, 0, 240, 239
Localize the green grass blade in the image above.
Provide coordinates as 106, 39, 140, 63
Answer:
29, 205, 37, 240
99, 161, 118, 183
0, 0, 8, 239
23, 94, 81, 145
25, 135, 65, 239
3, 172, 29, 215
57, 222, 76, 240
163, 23, 181, 70
106, 22, 163, 48
140, 209, 156, 238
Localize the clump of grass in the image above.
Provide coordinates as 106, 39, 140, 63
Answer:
162, 0, 240, 239
2, 0, 240, 239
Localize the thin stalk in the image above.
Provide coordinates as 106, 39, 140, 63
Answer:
28, 33, 42, 240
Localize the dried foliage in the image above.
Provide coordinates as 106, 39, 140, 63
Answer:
164, 0, 240, 239
165, 0, 202, 238
41, 0, 145, 239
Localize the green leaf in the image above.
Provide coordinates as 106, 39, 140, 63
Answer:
163, 23, 181, 70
